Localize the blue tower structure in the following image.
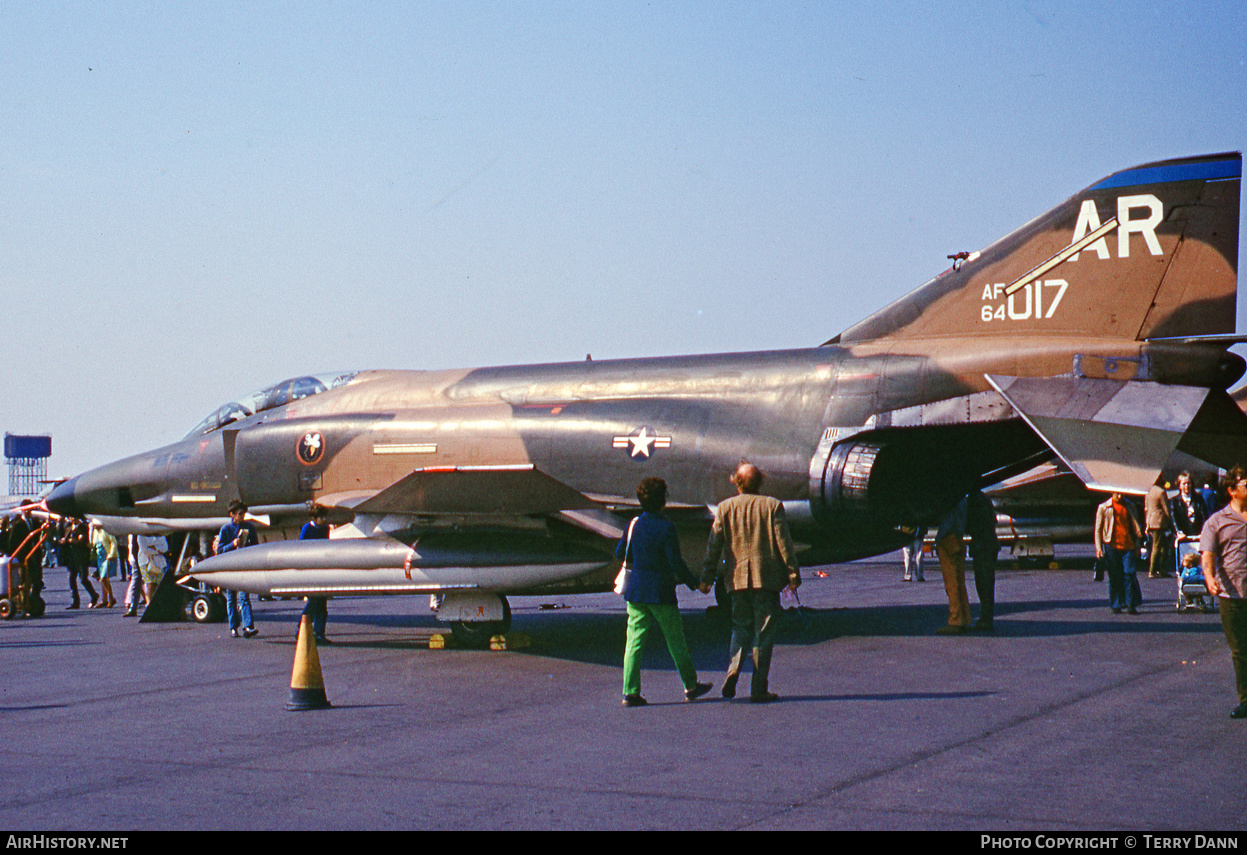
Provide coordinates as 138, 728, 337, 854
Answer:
5, 434, 52, 499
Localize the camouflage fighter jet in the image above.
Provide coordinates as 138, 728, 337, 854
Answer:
47, 152, 1246, 640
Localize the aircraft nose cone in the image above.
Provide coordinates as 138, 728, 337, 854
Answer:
46, 476, 80, 517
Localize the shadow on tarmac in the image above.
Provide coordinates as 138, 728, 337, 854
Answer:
0, 638, 102, 649
486, 595, 1225, 673
610, 689, 998, 708
818, 598, 1225, 639
217, 577, 1223, 674
769, 689, 998, 703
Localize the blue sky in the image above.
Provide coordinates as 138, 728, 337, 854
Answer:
3, 1, 1246, 482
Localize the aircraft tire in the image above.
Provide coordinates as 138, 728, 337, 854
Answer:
189, 593, 226, 623
190, 594, 214, 623
450, 597, 511, 648
451, 620, 496, 648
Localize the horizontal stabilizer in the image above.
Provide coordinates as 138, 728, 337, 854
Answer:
986, 375, 1210, 494
1174, 389, 1247, 471
353, 464, 598, 516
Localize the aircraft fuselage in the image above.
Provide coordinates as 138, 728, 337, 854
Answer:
49, 335, 1239, 566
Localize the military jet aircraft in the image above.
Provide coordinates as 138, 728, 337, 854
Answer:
48, 152, 1246, 641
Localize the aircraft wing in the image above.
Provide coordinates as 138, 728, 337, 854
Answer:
345, 464, 600, 517
190, 466, 618, 598
985, 375, 1212, 494
983, 461, 1101, 544
986, 461, 1097, 502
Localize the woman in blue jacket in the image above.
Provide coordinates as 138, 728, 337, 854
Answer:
615, 477, 712, 707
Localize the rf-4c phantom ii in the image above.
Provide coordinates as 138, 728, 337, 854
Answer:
48, 152, 1247, 641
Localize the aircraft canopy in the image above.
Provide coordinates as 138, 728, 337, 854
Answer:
184, 372, 360, 438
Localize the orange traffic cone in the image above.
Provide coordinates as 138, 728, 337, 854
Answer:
285, 615, 332, 711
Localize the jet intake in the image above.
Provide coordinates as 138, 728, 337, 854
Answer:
811, 421, 1050, 530
822, 440, 880, 516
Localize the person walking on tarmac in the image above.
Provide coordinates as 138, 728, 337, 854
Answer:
1171, 472, 1210, 538
699, 462, 801, 704
616, 477, 711, 707
1146, 484, 1175, 579
934, 498, 970, 635
299, 505, 332, 644
122, 535, 145, 616
217, 500, 259, 638
62, 518, 97, 609
128, 533, 168, 617
966, 489, 999, 632
901, 523, 927, 582
1200, 465, 1247, 719
89, 522, 120, 609
7, 506, 46, 616
1095, 493, 1145, 615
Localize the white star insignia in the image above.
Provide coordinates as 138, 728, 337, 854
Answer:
612, 426, 672, 458
629, 427, 657, 457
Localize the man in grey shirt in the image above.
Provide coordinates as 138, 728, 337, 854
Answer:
1200, 465, 1247, 719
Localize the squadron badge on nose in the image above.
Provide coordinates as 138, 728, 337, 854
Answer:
297, 432, 325, 465
612, 426, 672, 459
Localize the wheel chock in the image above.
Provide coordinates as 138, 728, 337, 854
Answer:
429, 633, 446, 649
489, 633, 530, 651
285, 615, 332, 711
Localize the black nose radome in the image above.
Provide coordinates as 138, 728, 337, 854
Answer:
46, 476, 80, 517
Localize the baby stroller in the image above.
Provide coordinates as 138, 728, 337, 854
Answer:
1174, 535, 1215, 613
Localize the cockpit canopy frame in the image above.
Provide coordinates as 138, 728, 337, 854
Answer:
185, 372, 359, 438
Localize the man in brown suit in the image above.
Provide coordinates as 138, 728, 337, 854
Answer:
1145, 484, 1174, 578
699, 462, 801, 703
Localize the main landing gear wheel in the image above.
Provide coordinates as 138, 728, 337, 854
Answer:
450, 598, 512, 648
191, 595, 213, 623
189, 593, 225, 623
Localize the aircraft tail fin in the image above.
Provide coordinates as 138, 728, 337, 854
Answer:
834, 152, 1241, 344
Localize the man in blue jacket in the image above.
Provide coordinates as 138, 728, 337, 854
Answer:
615, 477, 712, 707
217, 500, 259, 639
299, 505, 331, 643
